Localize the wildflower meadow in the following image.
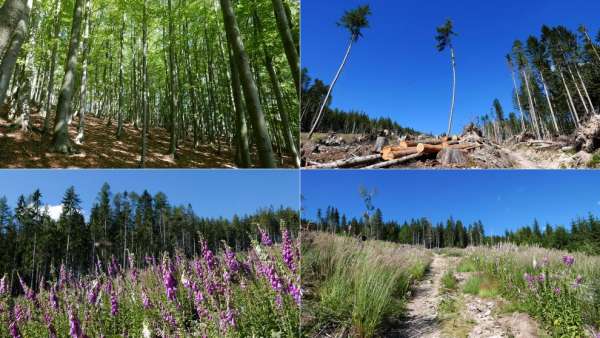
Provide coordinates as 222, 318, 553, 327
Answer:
0, 229, 300, 337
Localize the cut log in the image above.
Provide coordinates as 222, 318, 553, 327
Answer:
304, 154, 382, 169
373, 136, 387, 153
381, 145, 423, 161
363, 152, 424, 169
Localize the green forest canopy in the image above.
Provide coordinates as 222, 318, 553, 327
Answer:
0, 184, 299, 292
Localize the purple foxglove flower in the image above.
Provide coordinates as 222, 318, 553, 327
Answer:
562, 255, 574, 267
18, 275, 36, 302
110, 289, 119, 316
553, 287, 561, 295
192, 258, 204, 280
541, 256, 549, 267
162, 308, 177, 327
201, 242, 216, 271
14, 304, 25, 323
224, 247, 240, 274
68, 307, 84, 338
44, 312, 58, 338
59, 264, 67, 289
263, 263, 283, 292
50, 285, 59, 309
282, 229, 295, 273
162, 257, 177, 301
260, 228, 273, 246
87, 280, 100, 305
141, 290, 152, 309
288, 282, 302, 306
9, 320, 21, 338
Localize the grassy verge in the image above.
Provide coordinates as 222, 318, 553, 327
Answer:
465, 244, 600, 337
302, 232, 431, 338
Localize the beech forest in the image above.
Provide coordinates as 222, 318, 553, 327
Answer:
0, 0, 300, 168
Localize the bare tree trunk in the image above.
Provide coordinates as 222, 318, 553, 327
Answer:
271, 0, 299, 95
509, 63, 527, 132
220, 0, 276, 167
42, 0, 62, 134
567, 66, 589, 116
116, 14, 125, 138
522, 70, 541, 139
559, 69, 579, 127
308, 37, 354, 140
447, 46, 456, 136
0, 0, 32, 107
539, 71, 559, 134
51, 0, 84, 153
139, 0, 148, 167
75, 0, 90, 145
167, 0, 177, 158
575, 66, 595, 114
229, 49, 251, 168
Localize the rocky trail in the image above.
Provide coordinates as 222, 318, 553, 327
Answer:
392, 254, 543, 338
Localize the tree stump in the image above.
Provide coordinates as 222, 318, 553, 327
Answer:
373, 136, 387, 153
437, 148, 467, 165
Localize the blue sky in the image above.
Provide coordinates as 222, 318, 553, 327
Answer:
0, 170, 299, 219
301, 171, 600, 235
301, 0, 600, 134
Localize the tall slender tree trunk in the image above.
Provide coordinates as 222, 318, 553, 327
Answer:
539, 71, 559, 134
566, 66, 589, 116
220, 0, 276, 167
0, 0, 32, 107
575, 66, 595, 114
583, 30, 600, 64
167, 0, 177, 158
271, 0, 299, 95
265, 51, 300, 167
509, 65, 526, 132
139, 0, 148, 167
75, 0, 90, 145
229, 49, 250, 168
116, 14, 125, 138
522, 70, 541, 139
447, 46, 456, 136
51, 0, 84, 153
307, 37, 354, 140
559, 69, 580, 127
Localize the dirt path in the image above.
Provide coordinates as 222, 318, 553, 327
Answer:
394, 254, 448, 338
394, 254, 542, 338
500, 148, 545, 169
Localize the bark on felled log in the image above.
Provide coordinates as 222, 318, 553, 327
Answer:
363, 152, 424, 169
304, 154, 382, 169
382, 145, 424, 160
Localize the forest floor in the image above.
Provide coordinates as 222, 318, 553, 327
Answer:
301, 132, 598, 169
0, 112, 296, 168
393, 253, 544, 338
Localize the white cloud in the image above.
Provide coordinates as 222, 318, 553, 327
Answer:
45, 204, 64, 221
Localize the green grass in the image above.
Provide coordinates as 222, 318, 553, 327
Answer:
586, 151, 600, 168
462, 274, 500, 298
302, 232, 431, 338
456, 258, 478, 273
441, 270, 458, 292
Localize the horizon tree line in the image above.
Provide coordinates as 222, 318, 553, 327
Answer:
304, 205, 600, 255
0, 184, 299, 294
